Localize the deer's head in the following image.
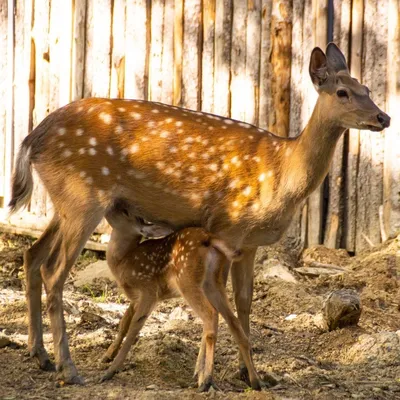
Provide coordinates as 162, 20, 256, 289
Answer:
309, 43, 390, 132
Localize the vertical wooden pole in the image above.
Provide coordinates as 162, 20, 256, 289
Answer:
306, 0, 328, 246
71, 0, 86, 100
173, 0, 183, 106
4, 0, 14, 207
230, 0, 247, 121
324, 0, 351, 248
268, 0, 292, 136
182, 0, 202, 109
110, 0, 126, 98
202, 0, 216, 113
355, 0, 387, 252
383, 0, 400, 238
161, 0, 174, 104
125, 0, 150, 99
245, 0, 261, 125
258, 0, 272, 129
213, 0, 232, 117
344, 0, 363, 252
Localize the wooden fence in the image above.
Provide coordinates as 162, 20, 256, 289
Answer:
0, 0, 399, 253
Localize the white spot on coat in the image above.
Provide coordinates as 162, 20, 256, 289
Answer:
76, 128, 84, 136
102, 167, 110, 175
89, 137, 97, 146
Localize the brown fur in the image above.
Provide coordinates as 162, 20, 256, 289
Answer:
9, 43, 390, 383
100, 211, 257, 390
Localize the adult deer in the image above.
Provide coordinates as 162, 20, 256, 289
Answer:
9, 43, 389, 384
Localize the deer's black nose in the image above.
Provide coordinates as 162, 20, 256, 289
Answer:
377, 112, 391, 128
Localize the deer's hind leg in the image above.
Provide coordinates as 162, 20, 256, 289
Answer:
101, 303, 135, 363
24, 215, 60, 371
203, 249, 262, 390
40, 205, 104, 384
178, 278, 219, 392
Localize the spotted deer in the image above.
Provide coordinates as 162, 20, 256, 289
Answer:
100, 200, 260, 390
9, 43, 390, 384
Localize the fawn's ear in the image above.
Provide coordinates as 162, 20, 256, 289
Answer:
326, 42, 348, 73
139, 223, 174, 238
309, 47, 328, 90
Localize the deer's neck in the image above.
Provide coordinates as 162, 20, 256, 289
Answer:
107, 229, 142, 267
281, 101, 345, 201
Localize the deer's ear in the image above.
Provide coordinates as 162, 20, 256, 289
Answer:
326, 42, 348, 73
309, 47, 328, 89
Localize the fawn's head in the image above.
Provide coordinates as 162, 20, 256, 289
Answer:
106, 199, 174, 238
309, 43, 390, 132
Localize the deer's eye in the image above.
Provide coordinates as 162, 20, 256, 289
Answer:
336, 89, 349, 99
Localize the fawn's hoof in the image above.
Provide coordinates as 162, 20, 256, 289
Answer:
198, 376, 220, 392
238, 365, 251, 386
99, 370, 116, 383
261, 372, 279, 388
250, 379, 262, 391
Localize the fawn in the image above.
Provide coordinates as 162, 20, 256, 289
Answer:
9, 43, 390, 384
100, 200, 261, 390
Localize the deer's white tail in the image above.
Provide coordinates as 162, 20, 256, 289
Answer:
8, 139, 33, 215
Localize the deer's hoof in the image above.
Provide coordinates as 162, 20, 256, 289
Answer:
238, 365, 251, 386
250, 379, 262, 391
39, 358, 56, 372
56, 362, 85, 385
197, 376, 220, 392
99, 370, 116, 383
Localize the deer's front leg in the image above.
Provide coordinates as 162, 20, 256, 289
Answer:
230, 247, 257, 384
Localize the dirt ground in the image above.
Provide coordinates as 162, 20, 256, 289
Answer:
0, 231, 399, 400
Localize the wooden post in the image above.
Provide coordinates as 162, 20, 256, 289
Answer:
71, 0, 86, 100
324, 0, 351, 248
383, 0, 400, 238
173, 0, 183, 105
202, 0, 216, 113
344, 0, 363, 252
182, 0, 202, 109
213, 0, 232, 117
31, 0, 51, 218
268, 0, 292, 136
245, 0, 261, 125
125, 0, 150, 99
12, 0, 34, 175
110, 0, 126, 98
3, 0, 13, 206
259, 0, 272, 129
161, 0, 174, 104
84, 0, 112, 98
230, 0, 247, 121
306, 0, 327, 246
356, 0, 388, 252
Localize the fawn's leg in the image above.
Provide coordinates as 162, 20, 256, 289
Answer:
101, 303, 135, 363
24, 215, 60, 371
41, 207, 104, 384
100, 291, 156, 382
179, 281, 218, 392
230, 247, 257, 383
203, 251, 262, 390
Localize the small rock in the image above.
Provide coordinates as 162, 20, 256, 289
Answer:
0, 335, 11, 348
169, 307, 189, 321
345, 331, 400, 365
262, 259, 297, 283
285, 314, 297, 321
74, 260, 115, 288
322, 289, 361, 331
146, 384, 158, 390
